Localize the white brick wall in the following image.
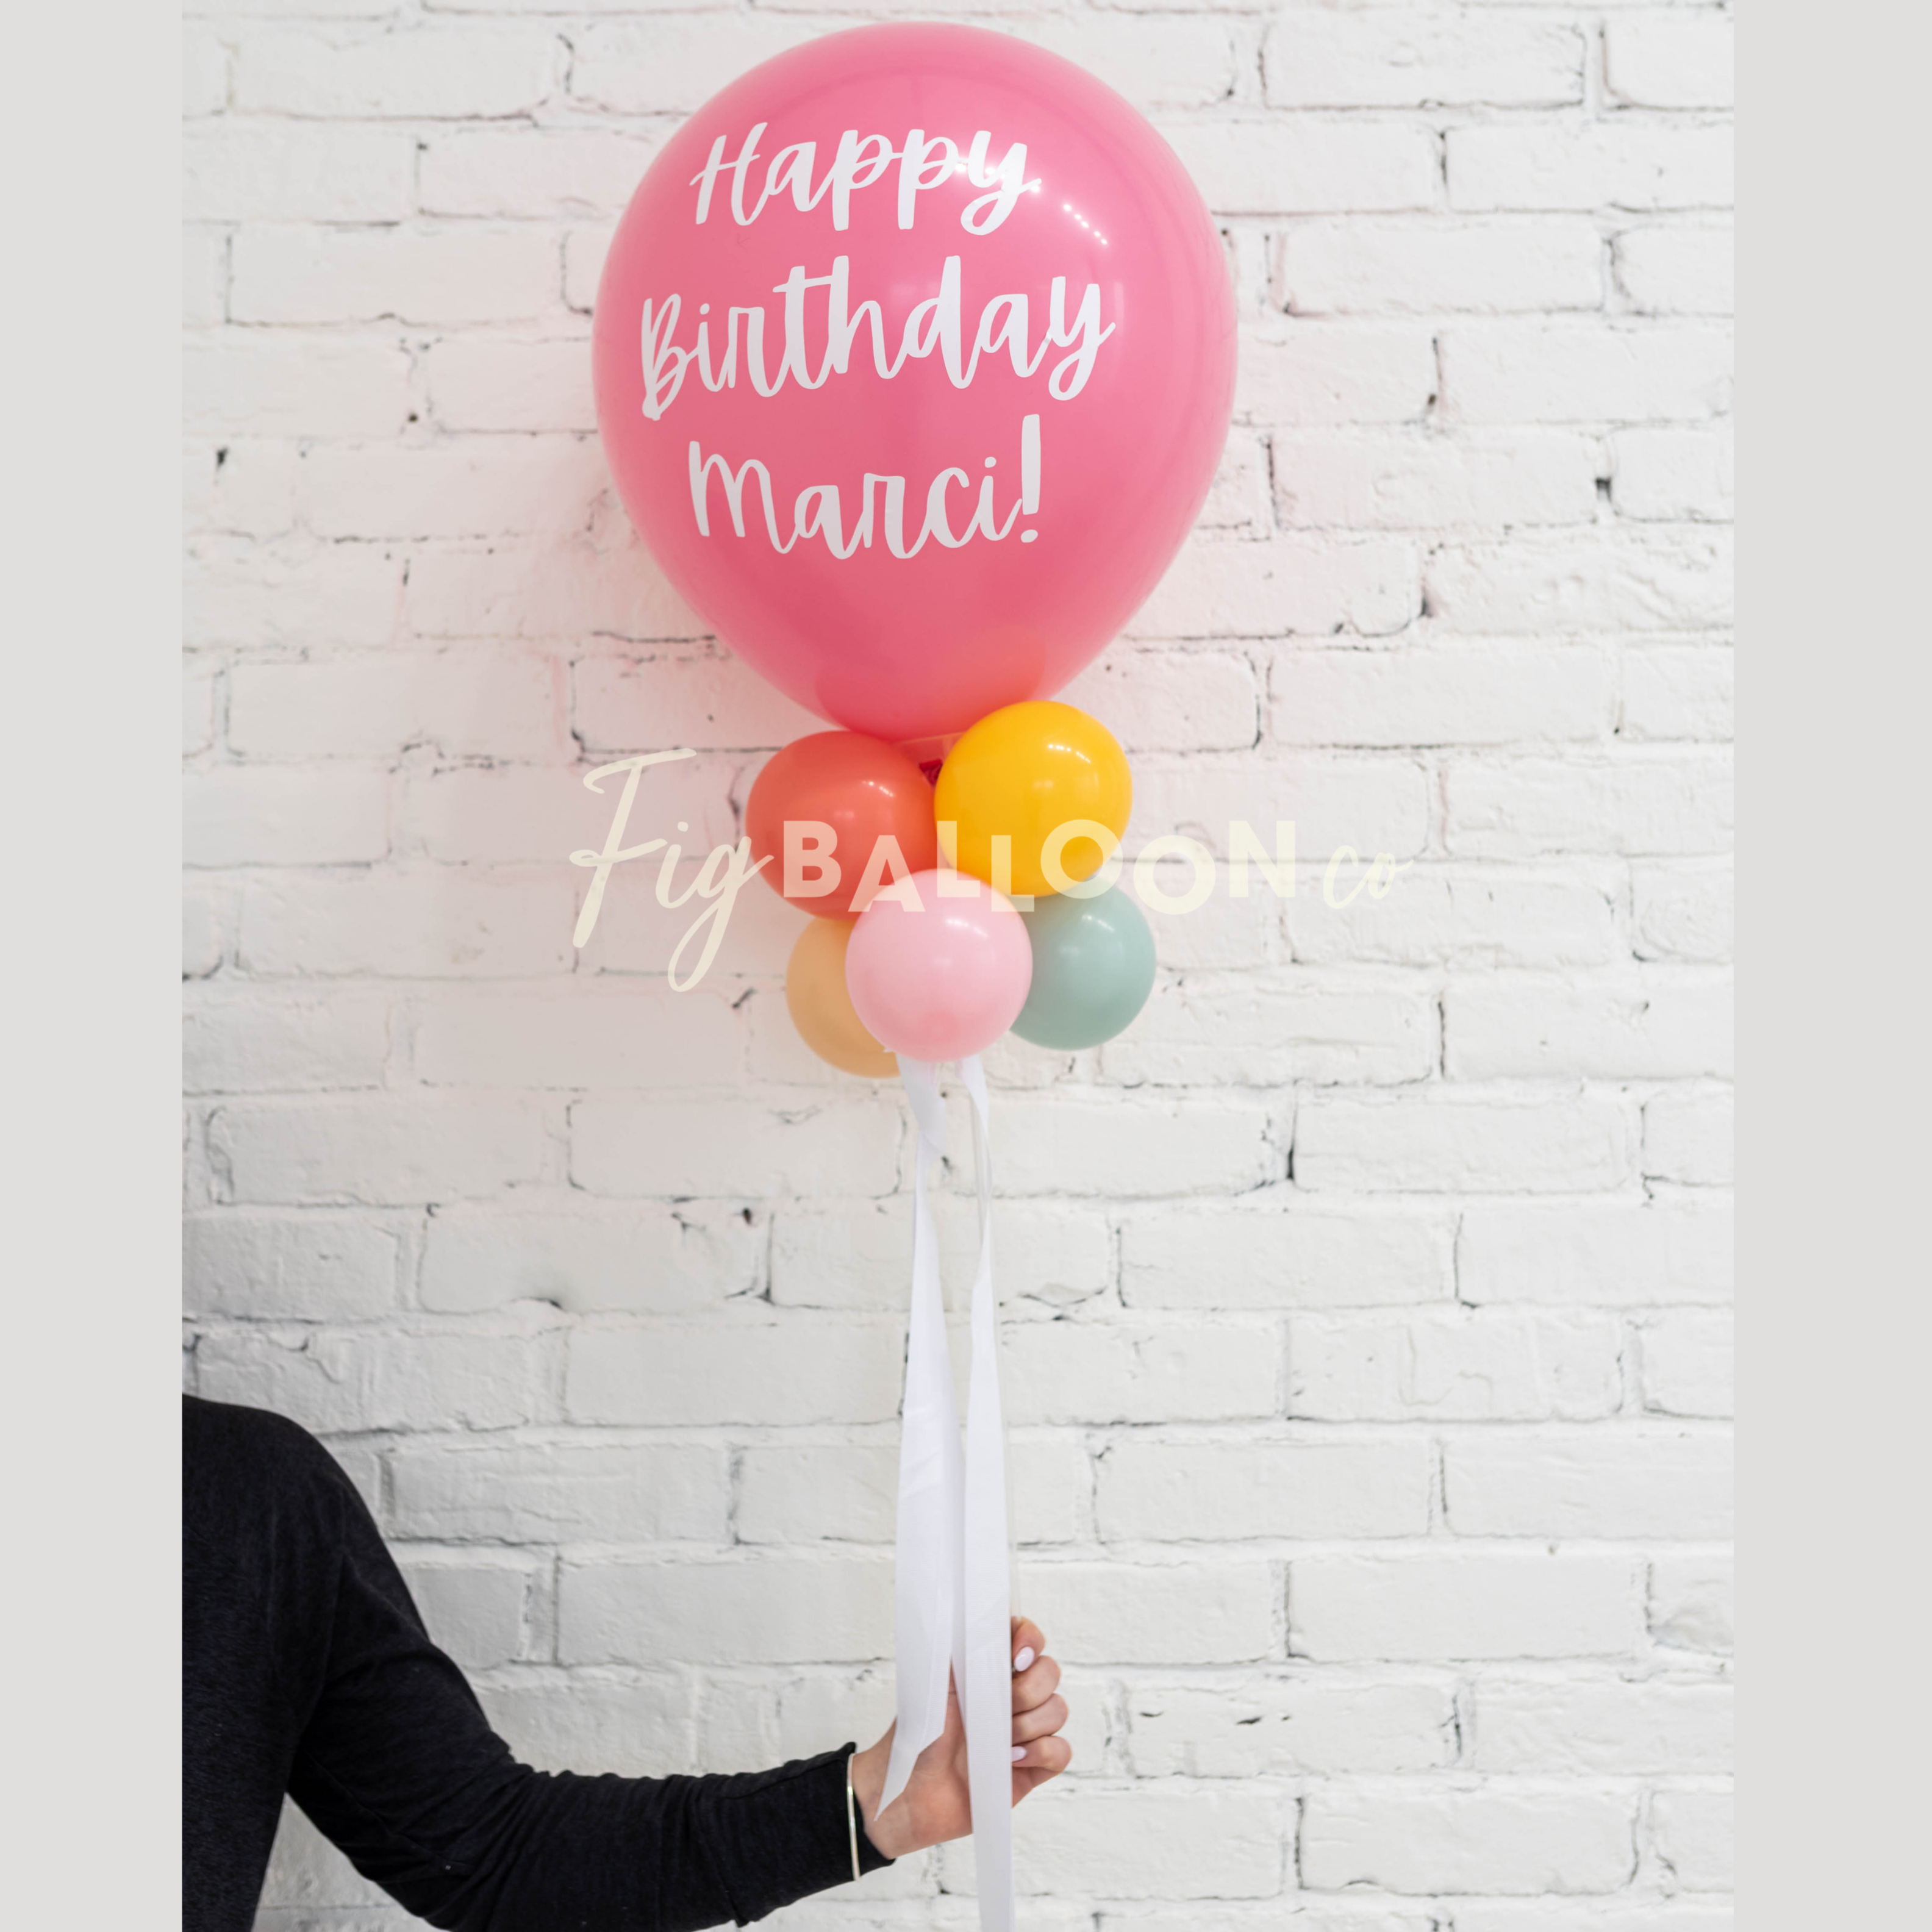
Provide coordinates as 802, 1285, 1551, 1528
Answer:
181, 2, 1731, 1925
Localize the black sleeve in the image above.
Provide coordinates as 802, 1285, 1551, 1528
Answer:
288, 1458, 892, 1931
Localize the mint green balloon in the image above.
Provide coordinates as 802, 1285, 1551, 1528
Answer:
1012, 882, 1156, 1049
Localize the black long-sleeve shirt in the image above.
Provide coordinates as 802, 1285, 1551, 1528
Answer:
183, 1395, 891, 1931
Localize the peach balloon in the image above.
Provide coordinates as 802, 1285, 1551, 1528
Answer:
786, 917, 898, 1077
843, 869, 1032, 1061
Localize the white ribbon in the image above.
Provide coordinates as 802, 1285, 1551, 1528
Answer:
881, 1054, 1015, 1931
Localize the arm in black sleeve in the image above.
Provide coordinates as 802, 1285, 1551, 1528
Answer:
288, 1450, 891, 1931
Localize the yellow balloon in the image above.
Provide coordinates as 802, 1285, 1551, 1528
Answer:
934, 701, 1132, 899
785, 917, 898, 1078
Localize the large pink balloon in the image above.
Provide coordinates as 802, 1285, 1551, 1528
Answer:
593, 23, 1235, 743
844, 870, 1032, 1061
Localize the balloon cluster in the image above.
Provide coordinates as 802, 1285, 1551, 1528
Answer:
748, 699, 1154, 1073
589, 21, 1236, 1073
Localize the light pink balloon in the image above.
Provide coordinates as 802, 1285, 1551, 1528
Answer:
844, 870, 1033, 1061
593, 23, 1236, 743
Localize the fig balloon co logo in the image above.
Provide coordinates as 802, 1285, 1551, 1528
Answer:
568, 749, 1411, 993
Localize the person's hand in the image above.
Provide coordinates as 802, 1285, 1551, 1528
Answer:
846, 1617, 1070, 1861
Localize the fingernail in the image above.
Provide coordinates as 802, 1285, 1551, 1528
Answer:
1013, 1646, 1036, 1672
1011, 1745, 1026, 1762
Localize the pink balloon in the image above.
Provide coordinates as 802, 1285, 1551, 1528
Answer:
844, 870, 1033, 1061
592, 23, 1235, 743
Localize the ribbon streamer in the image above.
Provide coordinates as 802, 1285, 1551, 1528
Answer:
881, 1056, 1015, 1931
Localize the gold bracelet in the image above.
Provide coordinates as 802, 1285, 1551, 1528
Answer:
845, 1753, 862, 1882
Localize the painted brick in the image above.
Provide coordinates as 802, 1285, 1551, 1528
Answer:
1650, 1556, 1733, 1653
237, 871, 578, 979
1097, 1437, 1431, 1540
479, 1672, 691, 1780
184, 1212, 404, 1320
405, 535, 705, 642
1238, 323, 1439, 426
409, 986, 740, 1090
1445, 971, 1733, 1079
989, 1093, 1277, 1198
1119, 1204, 1453, 1309
1612, 428, 1734, 520
957, 1784, 1284, 1898
1129, 1675, 1455, 1776
1020, 1561, 1279, 1665
1272, 645, 1615, 745
1128, 754, 1432, 860
184, 124, 415, 222
736, 1436, 1089, 1548
231, 224, 559, 327
183, 26, 229, 116
424, 334, 598, 433
209, 1096, 548, 1206
234, 26, 562, 118
228, 651, 563, 760
1622, 647, 1734, 742
1284, 866, 1622, 969
1615, 223, 1734, 315
1445, 1429, 1733, 1538
1279, 218, 1603, 316
1450, 121, 1732, 212
418, 128, 660, 218
571, 1097, 901, 1200
184, 766, 388, 868
1606, 15, 1734, 111
1291, 1551, 1639, 1661
196, 1323, 556, 1433
184, 331, 406, 436
187, 439, 299, 538
1426, 531, 1733, 634
1265, 14, 1584, 109
1157, 119, 1438, 216
420, 1201, 762, 1315
1471, 1680, 1732, 1774
1643, 1089, 1734, 1184
1057, 649, 1261, 754
560, 1552, 891, 1664
298, 437, 608, 542
1441, 323, 1731, 423
1651, 1787, 1733, 1891
1446, 754, 1733, 859
1001, 1321, 1281, 1425
1272, 431, 1601, 531
184, 988, 390, 1092
574, 649, 823, 753
1131, 531, 1421, 639
1102, 975, 1437, 1087
1302, 1786, 1636, 1895
389, 1439, 729, 1544
565, 1323, 905, 1427
1296, 1090, 1639, 1193
1457, 1198, 1733, 1307
396, 1552, 535, 1667
1635, 1310, 1733, 1419
1289, 1310, 1623, 1421
770, 1196, 1111, 1311
1631, 862, 1734, 963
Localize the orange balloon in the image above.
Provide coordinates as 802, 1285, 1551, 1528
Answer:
746, 731, 939, 919
784, 917, 898, 1078
934, 701, 1132, 899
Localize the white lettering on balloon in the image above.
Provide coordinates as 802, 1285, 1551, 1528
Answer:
689, 123, 1039, 234
639, 259, 1112, 421
649, 121, 1106, 557
687, 414, 1042, 557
